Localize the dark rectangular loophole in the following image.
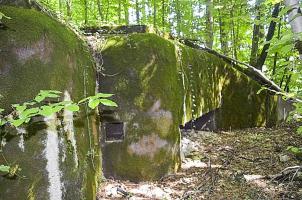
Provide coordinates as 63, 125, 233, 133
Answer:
105, 122, 124, 142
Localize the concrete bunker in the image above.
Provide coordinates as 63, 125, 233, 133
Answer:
92, 29, 290, 181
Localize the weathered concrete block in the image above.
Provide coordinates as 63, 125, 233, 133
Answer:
0, 6, 99, 200
99, 34, 182, 181
98, 33, 287, 181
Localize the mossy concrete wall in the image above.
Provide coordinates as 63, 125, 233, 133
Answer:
0, 6, 99, 200
98, 33, 285, 181
99, 34, 182, 181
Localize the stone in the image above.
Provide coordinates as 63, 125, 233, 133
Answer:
279, 154, 290, 162
244, 174, 265, 182
129, 184, 171, 200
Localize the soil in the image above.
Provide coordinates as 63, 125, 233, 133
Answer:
97, 123, 302, 200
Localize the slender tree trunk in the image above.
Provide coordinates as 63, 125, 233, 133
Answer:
141, 0, 146, 23
66, 0, 72, 20
118, 0, 122, 24
105, 0, 109, 22
162, 0, 165, 27
58, 0, 63, 12
250, 0, 261, 66
205, 0, 214, 48
124, 0, 129, 25
96, 0, 103, 21
272, 21, 282, 77
190, 0, 194, 38
256, 3, 280, 70
230, 7, 237, 59
284, 66, 293, 92
218, 8, 228, 55
176, 0, 181, 36
136, 0, 140, 24
153, 0, 157, 27
284, 0, 302, 58
83, 0, 88, 25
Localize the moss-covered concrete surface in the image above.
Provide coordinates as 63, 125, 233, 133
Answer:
98, 33, 287, 181
0, 6, 99, 200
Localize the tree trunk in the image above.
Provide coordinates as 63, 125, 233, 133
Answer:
58, 0, 63, 12
256, 3, 280, 70
136, 0, 140, 24
118, 0, 122, 24
162, 0, 165, 27
205, 0, 214, 48
124, 0, 129, 25
96, 0, 103, 21
176, 0, 181, 36
105, 0, 109, 22
66, 0, 72, 20
272, 21, 282, 78
230, 7, 237, 59
153, 0, 157, 27
284, 0, 302, 58
83, 0, 88, 25
249, 0, 261, 67
218, 8, 228, 55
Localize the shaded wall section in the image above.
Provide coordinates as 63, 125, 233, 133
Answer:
0, 6, 99, 200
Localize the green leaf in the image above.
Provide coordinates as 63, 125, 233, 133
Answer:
65, 104, 80, 112
10, 118, 26, 127
16, 105, 27, 112
41, 90, 62, 94
34, 95, 45, 103
78, 97, 90, 104
0, 108, 4, 113
279, 44, 293, 54
52, 105, 64, 113
287, 146, 302, 155
99, 99, 118, 107
88, 99, 100, 109
45, 93, 60, 98
39, 106, 55, 117
24, 102, 36, 106
19, 108, 39, 119
0, 119, 6, 126
96, 93, 114, 98
0, 165, 10, 173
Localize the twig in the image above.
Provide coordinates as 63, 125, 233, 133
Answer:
270, 165, 302, 181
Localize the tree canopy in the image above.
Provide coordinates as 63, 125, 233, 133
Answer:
38, 0, 301, 94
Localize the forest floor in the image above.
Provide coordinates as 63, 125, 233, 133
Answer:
97, 124, 302, 200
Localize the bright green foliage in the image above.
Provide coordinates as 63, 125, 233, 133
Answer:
0, 90, 117, 128
36, 0, 302, 94
287, 146, 302, 159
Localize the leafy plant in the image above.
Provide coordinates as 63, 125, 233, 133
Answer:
0, 90, 117, 128
0, 90, 117, 174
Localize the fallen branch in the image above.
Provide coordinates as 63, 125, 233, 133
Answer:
179, 39, 282, 93
269, 165, 302, 182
